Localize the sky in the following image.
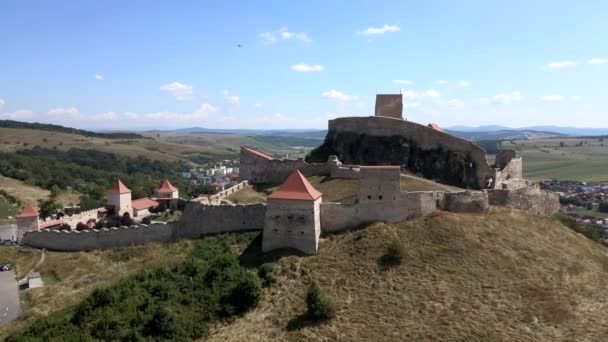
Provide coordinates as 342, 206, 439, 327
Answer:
1, 0, 607, 130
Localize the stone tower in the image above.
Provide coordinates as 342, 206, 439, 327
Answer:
156, 179, 179, 199
16, 202, 39, 241
374, 94, 403, 120
263, 169, 322, 255
107, 179, 132, 217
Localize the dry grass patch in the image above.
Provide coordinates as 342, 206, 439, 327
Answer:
0, 175, 80, 209
207, 208, 608, 341
0, 247, 40, 278
227, 185, 267, 204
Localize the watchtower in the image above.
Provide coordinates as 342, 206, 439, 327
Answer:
16, 202, 39, 241
107, 179, 132, 216
374, 94, 403, 120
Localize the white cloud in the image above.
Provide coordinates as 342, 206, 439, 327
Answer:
588, 58, 608, 65
222, 90, 240, 105
547, 61, 576, 69
1, 109, 34, 120
145, 103, 217, 122
291, 63, 324, 72
400, 89, 440, 100
48, 107, 81, 119
124, 112, 138, 119
540, 94, 564, 102
480, 91, 523, 105
571, 95, 583, 101
0, 98, 4, 111
358, 24, 400, 35
259, 27, 311, 44
322, 89, 359, 101
254, 103, 263, 108
94, 74, 104, 80
436, 80, 448, 85
160, 82, 194, 101
447, 99, 464, 109
458, 80, 470, 87
404, 101, 421, 108
393, 80, 412, 85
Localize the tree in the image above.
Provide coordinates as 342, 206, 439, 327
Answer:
76, 222, 88, 231
50, 184, 62, 199
38, 198, 60, 219
306, 282, 336, 320
120, 212, 134, 226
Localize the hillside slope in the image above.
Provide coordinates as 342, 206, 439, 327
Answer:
207, 208, 608, 341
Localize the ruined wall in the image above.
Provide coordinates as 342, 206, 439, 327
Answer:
438, 191, 489, 213
375, 94, 403, 120
486, 186, 559, 216
309, 117, 493, 189
492, 150, 525, 190
240, 147, 332, 184
175, 201, 266, 238
263, 198, 321, 254
21, 223, 175, 251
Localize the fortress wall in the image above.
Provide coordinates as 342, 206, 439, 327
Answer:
330, 165, 360, 179
324, 117, 493, 189
208, 181, 249, 203
439, 191, 489, 213
263, 198, 321, 255
61, 207, 105, 228
21, 223, 175, 251
486, 186, 559, 216
320, 202, 361, 233
175, 201, 266, 238
240, 147, 331, 184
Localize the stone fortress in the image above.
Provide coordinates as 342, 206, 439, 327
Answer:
19, 94, 559, 255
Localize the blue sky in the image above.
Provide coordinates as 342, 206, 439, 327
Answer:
1, 0, 607, 130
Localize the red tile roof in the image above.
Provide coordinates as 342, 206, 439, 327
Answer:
131, 197, 159, 210
267, 169, 322, 201
360, 166, 401, 170
16, 202, 39, 218
156, 179, 178, 193
242, 146, 274, 160
39, 220, 64, 229
108, 179, 131, 194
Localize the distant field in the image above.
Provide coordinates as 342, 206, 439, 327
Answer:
502, 137, 608, 182
0, 196, 17, 224
0, 175, 80, 212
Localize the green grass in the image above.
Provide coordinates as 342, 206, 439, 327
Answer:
573, 209, 608, 219
501, 140, 608, 182
0, 195, 17, 223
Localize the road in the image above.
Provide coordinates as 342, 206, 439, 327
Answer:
0, 270, 20, 326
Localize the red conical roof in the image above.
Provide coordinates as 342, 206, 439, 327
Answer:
17, 202, 39, 218
108, 179, 131, 194
156, 179, 178, 193
267, 170, 322, 201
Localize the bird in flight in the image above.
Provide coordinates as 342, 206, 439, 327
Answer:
237, 44, 243, 48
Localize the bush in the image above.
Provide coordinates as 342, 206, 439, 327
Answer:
142, 217, 152, 225
258, 263, 275, 286
306, 282, 336, 320
599, 201, 608, 213
380, 239, 406, 266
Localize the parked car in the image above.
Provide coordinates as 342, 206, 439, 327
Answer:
0, 263, 13, 271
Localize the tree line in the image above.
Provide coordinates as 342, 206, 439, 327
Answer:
0, 119, 145, 139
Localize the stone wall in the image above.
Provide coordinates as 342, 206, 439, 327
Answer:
21, 223, 175, 251
240, 147, 334, 184
375, 94, 403, 120
309, 116, 493, 189
320, 202, 360, 233
438, 191, 489, 213
263, 198, 321, 254
492, 150, 525, 190
486, 186, 559, 216
175, 201, 266, 238
60, 207, 105, 228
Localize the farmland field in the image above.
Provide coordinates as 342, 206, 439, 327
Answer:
501, 137, 608, 182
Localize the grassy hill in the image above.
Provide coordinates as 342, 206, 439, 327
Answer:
206, 208, 608, 341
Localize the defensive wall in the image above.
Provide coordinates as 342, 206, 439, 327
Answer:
194, 181, 250, 205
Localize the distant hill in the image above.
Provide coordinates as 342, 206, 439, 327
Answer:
446, 129, 566, 141
167, 127, 327, 138
0, 120, 145, 139
448, 125, 608, 137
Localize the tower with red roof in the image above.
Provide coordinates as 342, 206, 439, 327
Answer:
262, 169, 323, 255
16, 202, 40, 240
107, 179, 132, 216
155, 179, 179, 199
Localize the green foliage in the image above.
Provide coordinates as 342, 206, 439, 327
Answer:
598, 201, 608, 213
37, 198, 60, 219
475, 140, 502, 155
306, 282, 336, 321
8, 234, 262, 341
380, 239, 406, 266
0, 147, 189, 205
0, 189, 21, 205
556, 213, 603, 241
258, 262, 276, 286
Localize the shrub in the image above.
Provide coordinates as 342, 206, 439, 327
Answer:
599, 201, 608, 213
306, 282, 336, 320
142, 217, 152, 225
258, 263, 276, 286
380, 239, 406, 266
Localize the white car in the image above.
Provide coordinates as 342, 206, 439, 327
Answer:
0, 263, 12, 271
